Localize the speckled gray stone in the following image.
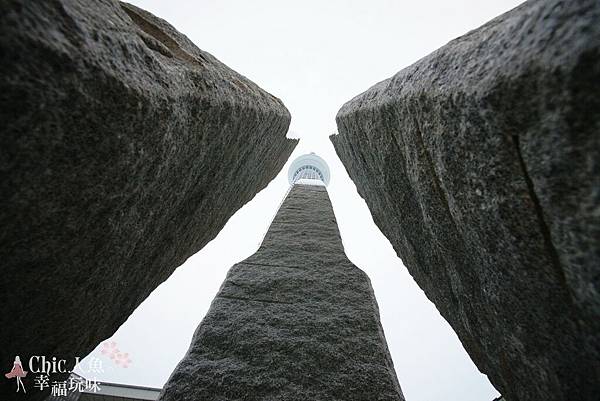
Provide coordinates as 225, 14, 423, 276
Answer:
160, 185, 404, 401
332, 1, 600, 400
0, 1, 296, 399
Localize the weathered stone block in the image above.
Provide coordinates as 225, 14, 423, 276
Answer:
160, 185, 404, 401
0, 1, 296, 399
332, 1, 600, 400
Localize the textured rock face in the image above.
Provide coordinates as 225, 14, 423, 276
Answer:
0, 1, 295, 399
160, 185, 404, 401
332, 1, 600, 400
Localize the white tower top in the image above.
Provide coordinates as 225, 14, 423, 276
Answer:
288, 153, 330, 186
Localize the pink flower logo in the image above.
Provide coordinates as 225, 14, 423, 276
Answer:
101, 342, 132, 368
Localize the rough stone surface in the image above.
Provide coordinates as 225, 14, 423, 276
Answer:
332, 1, 600, 400
0, 1, 296, 399
160, 185, 404, 401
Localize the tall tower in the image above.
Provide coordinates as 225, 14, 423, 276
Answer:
160, 154, 404, 401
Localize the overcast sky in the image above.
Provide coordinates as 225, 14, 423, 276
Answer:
77, 1, 525, 400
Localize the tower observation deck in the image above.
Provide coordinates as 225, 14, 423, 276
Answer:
288, 153, 330, 186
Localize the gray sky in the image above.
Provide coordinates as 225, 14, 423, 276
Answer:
77, 1, 525, 400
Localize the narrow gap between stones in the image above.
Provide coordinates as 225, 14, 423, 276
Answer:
511, 134, 571, 298
217, 294, 293, 305
239, 261, 306, 270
